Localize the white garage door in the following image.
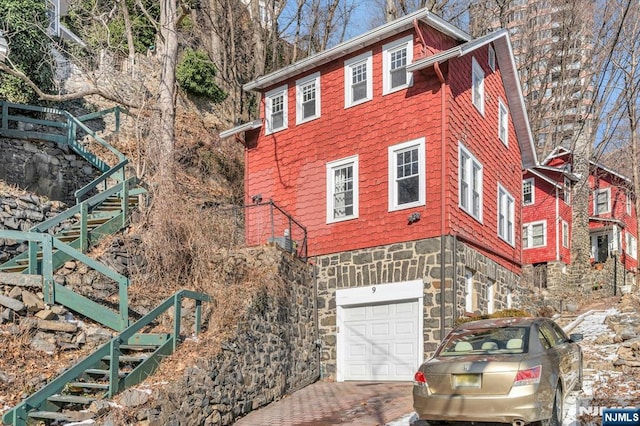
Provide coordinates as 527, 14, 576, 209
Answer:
342, 299, 419, 381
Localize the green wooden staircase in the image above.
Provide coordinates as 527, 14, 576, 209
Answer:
0, 103, 210, 425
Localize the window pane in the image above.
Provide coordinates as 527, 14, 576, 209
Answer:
398, 175, 419, 204
272, 111, 283, 129
303, 100, 315, 118
396, 147, 419, 205
352, 81, 366, 102
390, 47, 407, 89
532, 224, 544, 246
333, 165, 354, 218
352, 62, 367, 101
302, 82, 316, 119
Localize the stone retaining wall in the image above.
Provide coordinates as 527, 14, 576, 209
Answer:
314, 236, 523, 380
0, 138, 96, 205
117, 249, 319, 426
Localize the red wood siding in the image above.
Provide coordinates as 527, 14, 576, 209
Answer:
521, 171, 571, 265
245, 25, 524, 273
445, 48, 523, 270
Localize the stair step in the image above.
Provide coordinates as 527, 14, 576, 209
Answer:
0, 265, 26, 273
27, 411, 79, 421
120, 344, 159, 351
103, 354, 149, 363
68, 382, 109, 391
48, 394, 96, 405
85, 368, 126, 377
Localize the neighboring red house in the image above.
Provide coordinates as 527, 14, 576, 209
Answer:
523, 146, 638, 292
222, 9, 536, 382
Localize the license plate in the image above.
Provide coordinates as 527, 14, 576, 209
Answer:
453, 374, 481, 388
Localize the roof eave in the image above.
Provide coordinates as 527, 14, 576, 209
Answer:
219, 119, 262, 139
243, 9, 470, 92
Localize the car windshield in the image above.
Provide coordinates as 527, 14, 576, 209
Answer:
438, 326, 529, 356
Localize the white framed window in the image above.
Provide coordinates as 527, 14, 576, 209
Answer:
296, 72, 320, 124
344, 51, 372, 108
627, 192, 632, 215
472, 57, 485, 115
388, 138, 425, 211
465, 269, 475, 313
523, 178, 534, 205
498, 98, 508, 146
459, 143, 483, 221
594, 188, 611, 215
562, 220, 569, 248
327, 156, 359, 223
523, 221, 547, 249
488, 44, 496, 71
626, 232, 637, 260
383, 35, 413, 95
486, 280, 495, 314
498, 184, 515, 246
561, 177, 571, 204
265, 85, 288, 134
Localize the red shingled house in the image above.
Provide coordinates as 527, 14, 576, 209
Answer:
222, 9, 537, 381
522, 146, 638, 293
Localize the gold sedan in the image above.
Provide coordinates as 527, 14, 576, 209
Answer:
413, 317, 583, 426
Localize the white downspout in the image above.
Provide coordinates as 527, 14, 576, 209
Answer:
555, 186, 560, 261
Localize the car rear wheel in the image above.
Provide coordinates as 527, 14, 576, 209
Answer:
541, 385, 563, 426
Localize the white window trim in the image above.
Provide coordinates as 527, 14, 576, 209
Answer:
344, 51, 373, 108
486, 280, 495, 314
626, 233, 637, 260
627, 193, 632, 215
388, 137, 426, 212
465, 269, 474, 313
498, 98, 508, 146
523, 178, 534, 206
265, 84, 288, 135
459, 143, 483, 222
563, 177, 571, 205
472, 57, 485, 115
523, 220, 547, 249
382, 35, 414, 95
593, 188, 611, 215
326, 156, 359, 223
296, 72, 321, 124
488, 44, 496, 71
498, 184, 515, 246
562, 220, 569, 248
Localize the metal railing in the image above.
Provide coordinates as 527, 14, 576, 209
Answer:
2, 289, 210, 426
214, 199, 308, 260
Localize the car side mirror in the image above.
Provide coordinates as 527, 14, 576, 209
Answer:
569, 333, 583, 342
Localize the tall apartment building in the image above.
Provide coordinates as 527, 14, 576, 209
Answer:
469, 0, 595, 159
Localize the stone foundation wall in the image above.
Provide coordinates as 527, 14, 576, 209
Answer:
130, 249, 319, 426
314, 236, 523, 381
0, 138, 96, 205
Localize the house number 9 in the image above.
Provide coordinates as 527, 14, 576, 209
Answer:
372, 286, 376, 293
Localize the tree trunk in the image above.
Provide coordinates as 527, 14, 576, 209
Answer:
156, 0, 179, 194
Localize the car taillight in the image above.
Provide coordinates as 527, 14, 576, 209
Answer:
513, 365, 542, 386
414, 371, 427, 387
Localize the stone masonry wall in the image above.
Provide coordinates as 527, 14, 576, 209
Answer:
0, 138, 97, 205
123, 249, 319, 426
314, 236, 523, 381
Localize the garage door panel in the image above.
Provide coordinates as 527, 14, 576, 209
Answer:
395, 320, 415, 335
342, 299, 419, 381
346, 306, 367, 320
372, 343, 390, 356
371, 322, 390, 336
